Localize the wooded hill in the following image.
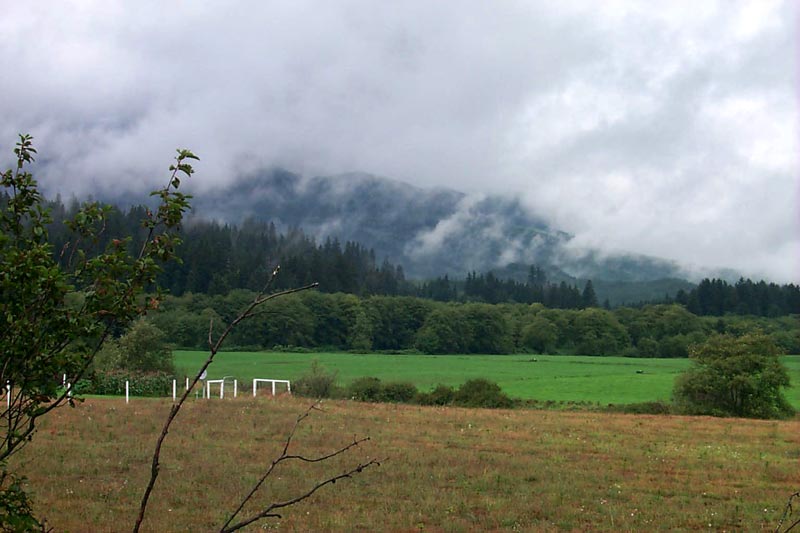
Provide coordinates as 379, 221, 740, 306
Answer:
25, 192, 799, 317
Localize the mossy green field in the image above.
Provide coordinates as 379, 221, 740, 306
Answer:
174, 351, 800, 408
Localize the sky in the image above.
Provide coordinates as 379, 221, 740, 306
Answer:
1, 1, 798, 282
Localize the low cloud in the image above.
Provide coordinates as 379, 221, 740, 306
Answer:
0, 0, 796, 281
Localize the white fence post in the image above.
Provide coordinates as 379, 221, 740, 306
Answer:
233, 379, 238, 398
253, 380, 257, 397
185, 376, 189, 392
5, 381, 10, 408
125, 381, 129, 404
172, 379, 176, 402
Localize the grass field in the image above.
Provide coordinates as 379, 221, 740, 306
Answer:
13, 396, 800, 531
175, 351, 800, 408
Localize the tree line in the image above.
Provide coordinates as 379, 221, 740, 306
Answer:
675, 277, 800, 317
148, 291, 800, 357
11, 191, 799, 319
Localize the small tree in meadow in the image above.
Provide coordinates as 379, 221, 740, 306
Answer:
673, 333, 794, 419
95, 318, 175, 374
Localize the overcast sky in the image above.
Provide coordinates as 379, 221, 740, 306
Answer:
1, 1, 797, 282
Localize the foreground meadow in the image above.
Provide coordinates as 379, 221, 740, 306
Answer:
14, 396, 800, 531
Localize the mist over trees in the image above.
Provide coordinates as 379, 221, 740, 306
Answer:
15, 193, 799, 360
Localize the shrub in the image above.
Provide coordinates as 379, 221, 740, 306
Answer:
80, 371, 174, 397
346, 377, 419, 403
348, 377, 384, 402
605, 401, 673, 415
380, 382, 418, 403
293, 359, 340, 398
673, 333, 795, 419
415, 384, 456, 406
454, 379, 513, 409
94, 319, 175, 375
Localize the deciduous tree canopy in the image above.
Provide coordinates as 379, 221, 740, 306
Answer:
673, 333, 794, 419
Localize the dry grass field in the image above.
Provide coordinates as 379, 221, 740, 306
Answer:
12, 396, 800, 532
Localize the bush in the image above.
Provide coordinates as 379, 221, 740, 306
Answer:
79, 371, 174, 397
673, 333, 795, 419
293, 359, 340, 398
345, 377, 513, 409
415, 384, 456, 406
605, 401, 673, 415
454, 379, 513, 409
95, 319, 175, 375
345, 377, 419, 403
348, 377, 384, 402
380, 382, 418, 403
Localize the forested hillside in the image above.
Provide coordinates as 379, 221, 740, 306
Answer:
18, 192, 798, 360
107, 169, 702, 283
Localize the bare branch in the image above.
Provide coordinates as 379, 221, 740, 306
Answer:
133, 269, 318, 532
220, 403, 374, 531
776, 491, 800, 533
221, 459, 381, 532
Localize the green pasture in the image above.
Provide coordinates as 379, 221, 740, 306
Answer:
175, 350, 800, 408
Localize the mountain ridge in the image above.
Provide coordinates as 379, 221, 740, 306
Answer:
180, 168, 711, 285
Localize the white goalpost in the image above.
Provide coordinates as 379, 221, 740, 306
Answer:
252, 379, 291, 397
205, 377, 238, 399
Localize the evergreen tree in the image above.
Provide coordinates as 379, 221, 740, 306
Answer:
581, 280, 598, 308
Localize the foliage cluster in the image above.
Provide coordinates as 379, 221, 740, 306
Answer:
0, 471, 37, 532
75, 371, 174, 397
673, 333, 795, 419
150, 290, 800, 358
291, 359, 339, 398
0, 135, 193, 528
94, 318, 175, 375
678, 277, 800, 317
292, 363, 513, 409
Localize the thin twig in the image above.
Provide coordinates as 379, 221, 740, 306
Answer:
132, 272, 318, 532
776, 491, 800, 533
221, 459, 381, 532
220, 403, 372, 531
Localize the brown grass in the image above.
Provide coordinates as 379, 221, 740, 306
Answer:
11, 396, 800, 532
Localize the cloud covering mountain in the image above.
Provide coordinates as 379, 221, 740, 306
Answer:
1, 1, 796, 281
186, 169, 696, 283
